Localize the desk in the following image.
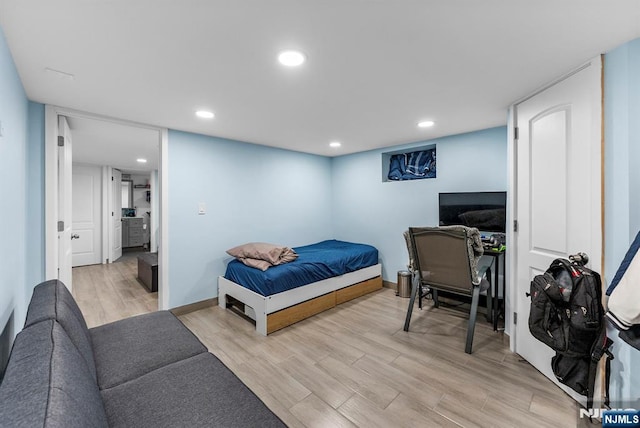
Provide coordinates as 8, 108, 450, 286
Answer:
482, 248, 505, 331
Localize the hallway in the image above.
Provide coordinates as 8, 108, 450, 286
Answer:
72, 251, 157, 328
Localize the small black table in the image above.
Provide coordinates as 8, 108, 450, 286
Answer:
481, 247, 506, 331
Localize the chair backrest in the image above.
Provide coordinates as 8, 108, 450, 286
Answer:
409, 227, 475, 296
403, 229, 416, 271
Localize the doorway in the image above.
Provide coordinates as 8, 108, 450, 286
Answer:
44, 106, 169, 315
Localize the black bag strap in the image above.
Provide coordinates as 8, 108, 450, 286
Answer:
548, 258, 582, 280
586, 327, 614, 411
604, 347, 613, 409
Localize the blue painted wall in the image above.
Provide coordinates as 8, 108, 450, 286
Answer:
331, 126, 507, 282
0, 28, 45, 339
603, 37, 640, 408
167, 130, 333, 308
26, 102, 45, 295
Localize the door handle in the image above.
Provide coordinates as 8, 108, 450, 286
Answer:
71, 234, 80, 240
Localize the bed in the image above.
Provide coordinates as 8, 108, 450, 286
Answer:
218, 240, 382, 335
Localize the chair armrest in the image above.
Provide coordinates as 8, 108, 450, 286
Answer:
477, 263, 490, 277
475, 258, 494, 285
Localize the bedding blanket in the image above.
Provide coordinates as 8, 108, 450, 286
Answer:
226, 242, 298, 271
224, 240, 379, 296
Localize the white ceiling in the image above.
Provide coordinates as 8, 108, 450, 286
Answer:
1, 1, 639, 157
67, 116, 159, 173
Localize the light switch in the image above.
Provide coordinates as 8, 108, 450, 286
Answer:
198, 203, 206, 215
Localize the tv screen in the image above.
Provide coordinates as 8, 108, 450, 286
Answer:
439, 191, 507, 233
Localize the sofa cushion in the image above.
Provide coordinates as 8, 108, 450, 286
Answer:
0, 320, 108, 428
24, 279, 97, 379
101, 352, 286, 428
90, 310, 207, 389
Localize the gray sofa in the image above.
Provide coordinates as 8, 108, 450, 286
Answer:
0, 280, 285, 427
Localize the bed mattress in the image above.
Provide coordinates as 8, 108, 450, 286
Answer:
223, 240, 379, 297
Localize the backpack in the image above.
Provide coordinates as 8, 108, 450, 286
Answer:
527, 255, 613, 410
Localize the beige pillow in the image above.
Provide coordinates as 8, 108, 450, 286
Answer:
226, 242, 298, 268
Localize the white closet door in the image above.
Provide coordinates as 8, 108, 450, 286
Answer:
514, 57, 602, 404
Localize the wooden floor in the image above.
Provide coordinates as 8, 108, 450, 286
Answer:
73, 250, 157, 328
73, 263, 584, 428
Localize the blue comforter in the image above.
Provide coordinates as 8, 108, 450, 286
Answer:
224, 240, 379, 297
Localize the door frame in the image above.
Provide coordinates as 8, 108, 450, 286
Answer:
44, 105, 170, 310
107, 166, 122, 264
101, 166, 110, 264
506, 56, 604, 352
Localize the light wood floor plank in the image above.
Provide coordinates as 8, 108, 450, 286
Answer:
317, 355, 400, 409
386, 393, 464, 428
277, 354, 354, 409
287, 325, 365, 365
290, 394, 358, 428
240, 356, 312, 409
330, 327, 402, 363
390, 354, 489, 410
481, 397, 559, 428
434, 394, 511, 428
528, 392, 580, 427
352, 354, 444, 410
338, 393, 406, 428
362, 330, 440, 364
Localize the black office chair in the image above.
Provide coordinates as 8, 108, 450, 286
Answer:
403, 226, 491, 354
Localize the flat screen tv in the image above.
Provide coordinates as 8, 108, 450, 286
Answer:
438, 191, 507, 233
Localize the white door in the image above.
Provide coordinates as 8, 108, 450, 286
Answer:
72, 165, 102, 266
514, 58, 602, 403
57, 116, 74, 289
111, 169, 123, 262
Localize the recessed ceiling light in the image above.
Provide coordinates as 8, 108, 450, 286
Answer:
195, 110, 215, 119
278, 50, 306, 67
418, 120, 435, 128
329, 141, 341, 148
137, 158, 147, 163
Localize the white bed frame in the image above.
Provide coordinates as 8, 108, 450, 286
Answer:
218, 264, 382, 335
